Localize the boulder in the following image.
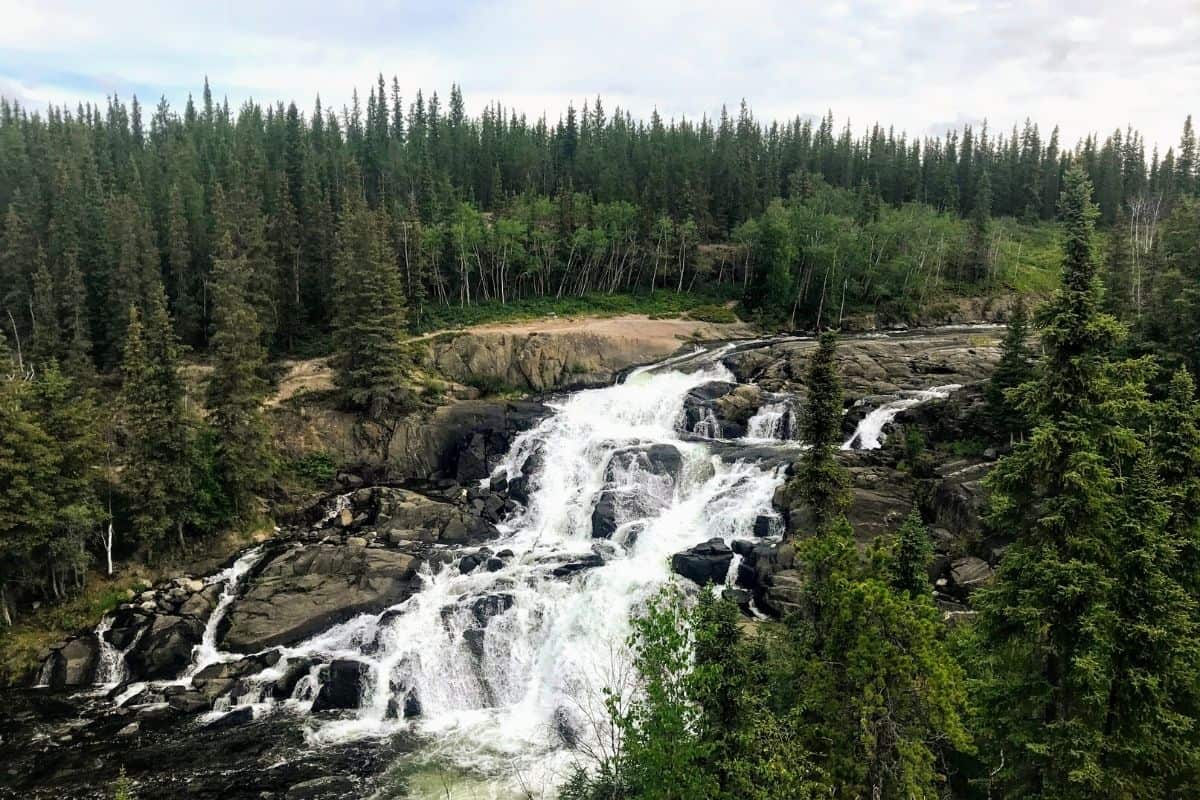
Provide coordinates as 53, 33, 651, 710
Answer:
373, 487, 498, 545
590, 491, 621, 539
166, 690, 211, 714
191, 650, 282, 702
763, 570, 805, 617
311, 659, 370, 712
670, 538, 734, 585
551, 553, 605, 578
948, 556, 994, 597
220, 545, 420, 653
605, 444, 682, 482
272, 657, 319, 700
126, 615, 205, 680
178, 584, 221, 619
46, 635, 99, 689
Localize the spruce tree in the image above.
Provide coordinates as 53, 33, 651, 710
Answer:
792, 330, 849, 535
206, 231, 270, 515
165, 184, 201, 347
1153, 369, 1200, 592
966, 169, 992, 284
26, 362, 104, 595
986, 295, 1034, 441
891, 509, 933, 598
974, 166, 1200, 797
119, 291, 192, 553
59, 252, 93, 380
331, 195, 410, 415
775, 518, 971, 799
0, 374, 57, 623
29, 249, 59, 367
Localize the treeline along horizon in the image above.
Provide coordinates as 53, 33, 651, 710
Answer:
0, 77, 1196, 365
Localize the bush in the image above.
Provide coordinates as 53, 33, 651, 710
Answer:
685, 304, 740, 323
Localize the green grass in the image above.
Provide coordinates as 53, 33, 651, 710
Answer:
411, 287, 742, 332
685, 304, 741, 323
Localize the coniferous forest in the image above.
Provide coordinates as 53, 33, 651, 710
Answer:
2, 76, 1200, 800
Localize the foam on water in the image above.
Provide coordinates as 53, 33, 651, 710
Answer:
280, 350, 787, 794
842, 385, 962, 450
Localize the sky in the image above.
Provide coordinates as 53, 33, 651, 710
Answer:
0, 0, 1197, 151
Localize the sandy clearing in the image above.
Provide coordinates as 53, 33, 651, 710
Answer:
445, 313, 756, 349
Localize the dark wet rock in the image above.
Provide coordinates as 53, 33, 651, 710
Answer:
731, 539, 757, 557
192, 651, 282, 702
105, 607, 150, 649
469, 593, 515, 627
221, 545, 420, 653
722, 587, 752, 608
204, 705, 254, 730
126, 615, 205, 680
605, 443, 682, 482
166, 690, 211, 714
45, 635, 99, 689
590, 490, 621, 539
272, 658, 319, 701
753, 514, 778, 537
670, 538, 734, 585
311, 660, 369, 712
286, 775, 359, 799
551, 553, 605, 578
931, 460, 993, 536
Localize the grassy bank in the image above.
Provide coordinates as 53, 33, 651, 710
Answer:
410, 287, 743, 332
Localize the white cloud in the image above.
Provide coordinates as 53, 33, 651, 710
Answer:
0, 0, 1195, 150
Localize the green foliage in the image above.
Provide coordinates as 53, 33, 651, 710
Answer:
113, 767, 135, 800
119, 293, 192, 554
207, 231, 271, 515
685, 304, 740, 323
891, 509, 933, 598
284, 452, 338, 485
561, 588, 826, 800
973, 167, 1200, 798
986, 295, 1034, 440
792, 331, 850, 534
332, 200, 411, 414
773, 517, 972, 799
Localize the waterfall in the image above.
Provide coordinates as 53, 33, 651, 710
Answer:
274, 347, 785, 793
842, 385, 962, 450
186, 546, 264, 676
692, 408, 722, 439
745, 401, 795, 442
94, 616, 129, 687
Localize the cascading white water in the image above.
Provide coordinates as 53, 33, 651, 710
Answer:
744, 401, 795, 442
187, 546, 264, 676
692, 407, 722, 439
842, 385, 962, 450
93, 616, 129, 687
276, 348, 785, 795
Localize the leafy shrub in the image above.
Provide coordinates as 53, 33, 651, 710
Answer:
685, 304, 740, 323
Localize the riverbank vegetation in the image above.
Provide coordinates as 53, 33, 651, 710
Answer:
561, 167, 1200, 799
